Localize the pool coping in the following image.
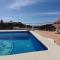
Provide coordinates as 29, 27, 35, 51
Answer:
0, 30, 27, 32
0, 30, 60, 60
30, 31, 56, 50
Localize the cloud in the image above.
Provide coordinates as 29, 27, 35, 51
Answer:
8, 0, 43, 9
38, 12, 60, 15
28, 12, 60, 15
0, 0, 59, 10
7, 0, 60, 10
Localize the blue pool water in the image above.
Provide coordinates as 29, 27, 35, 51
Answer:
0, 31, 48, 55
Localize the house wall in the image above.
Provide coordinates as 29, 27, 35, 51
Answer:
54, 24, 60, 32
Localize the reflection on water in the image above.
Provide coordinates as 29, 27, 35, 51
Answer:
0, 40, 13, 55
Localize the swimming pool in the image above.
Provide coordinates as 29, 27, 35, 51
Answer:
0, 31, 48, 55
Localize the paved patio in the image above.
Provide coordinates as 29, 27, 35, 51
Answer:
34, 30, 60, 45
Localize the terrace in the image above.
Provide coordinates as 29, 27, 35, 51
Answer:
0, 30, 60, 60
0, 20, 60, 60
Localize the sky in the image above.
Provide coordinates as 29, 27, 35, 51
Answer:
0, 0, 60, 25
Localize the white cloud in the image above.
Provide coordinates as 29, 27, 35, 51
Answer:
8, 0, 43, 9
8, 0, 60, 9
7, 0, 60, 10
40, 12, 60, 15
28, 12, 60, 15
